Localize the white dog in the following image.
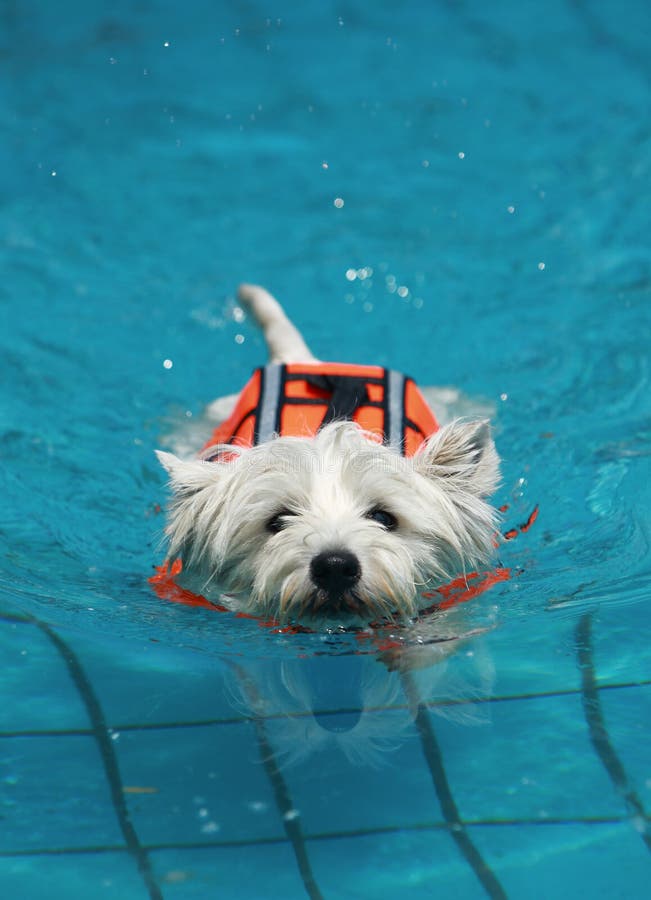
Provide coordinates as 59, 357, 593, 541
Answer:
156, 284, 500, 624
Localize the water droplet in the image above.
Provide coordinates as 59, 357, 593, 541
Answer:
247, 801, 268, 813
633, 815, 646, 834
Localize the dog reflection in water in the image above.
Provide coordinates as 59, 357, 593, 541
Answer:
226, 622, 495, 768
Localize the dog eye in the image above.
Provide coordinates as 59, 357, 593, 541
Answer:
266, 511, 292, 534
365, 507, 398, 530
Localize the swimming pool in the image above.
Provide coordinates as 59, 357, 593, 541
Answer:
2, 0, 650, 896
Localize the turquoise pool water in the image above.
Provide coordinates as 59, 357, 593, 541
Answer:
1, 1, 650, 897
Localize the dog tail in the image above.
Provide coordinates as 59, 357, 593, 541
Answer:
237, 283, 319, 364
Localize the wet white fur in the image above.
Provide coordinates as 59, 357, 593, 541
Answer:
157, 417, 500, 621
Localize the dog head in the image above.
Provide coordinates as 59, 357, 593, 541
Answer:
156, 420, 500, 621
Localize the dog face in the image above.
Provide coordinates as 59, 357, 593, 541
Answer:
157, 420, 500, 621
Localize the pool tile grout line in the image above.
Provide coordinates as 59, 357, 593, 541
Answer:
0, 814, 632, 859
3, 672, 651, 741
575, 612, 651, 853
30, 617, 165, 900
229, 660, 324, 900
400, 670, 508, 900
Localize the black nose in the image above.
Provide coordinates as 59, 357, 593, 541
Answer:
310, 550, 361, 594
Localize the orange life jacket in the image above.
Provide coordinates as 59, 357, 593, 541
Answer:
202, 362, 439, 458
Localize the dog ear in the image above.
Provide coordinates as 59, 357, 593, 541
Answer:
156, 451, 223, 495
416, 420, 500, 497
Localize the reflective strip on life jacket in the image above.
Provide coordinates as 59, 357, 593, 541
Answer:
202, 363, 439, 458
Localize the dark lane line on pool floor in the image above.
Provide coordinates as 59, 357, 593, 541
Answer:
401, 670, 509, 900
30, 616, 165, 900
228, 660, 325, 900
575, 612, 651, 855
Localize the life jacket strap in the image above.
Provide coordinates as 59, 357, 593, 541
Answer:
254, 364, 284, 445
386, 369, 406, 452
303, 373, 369, 428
